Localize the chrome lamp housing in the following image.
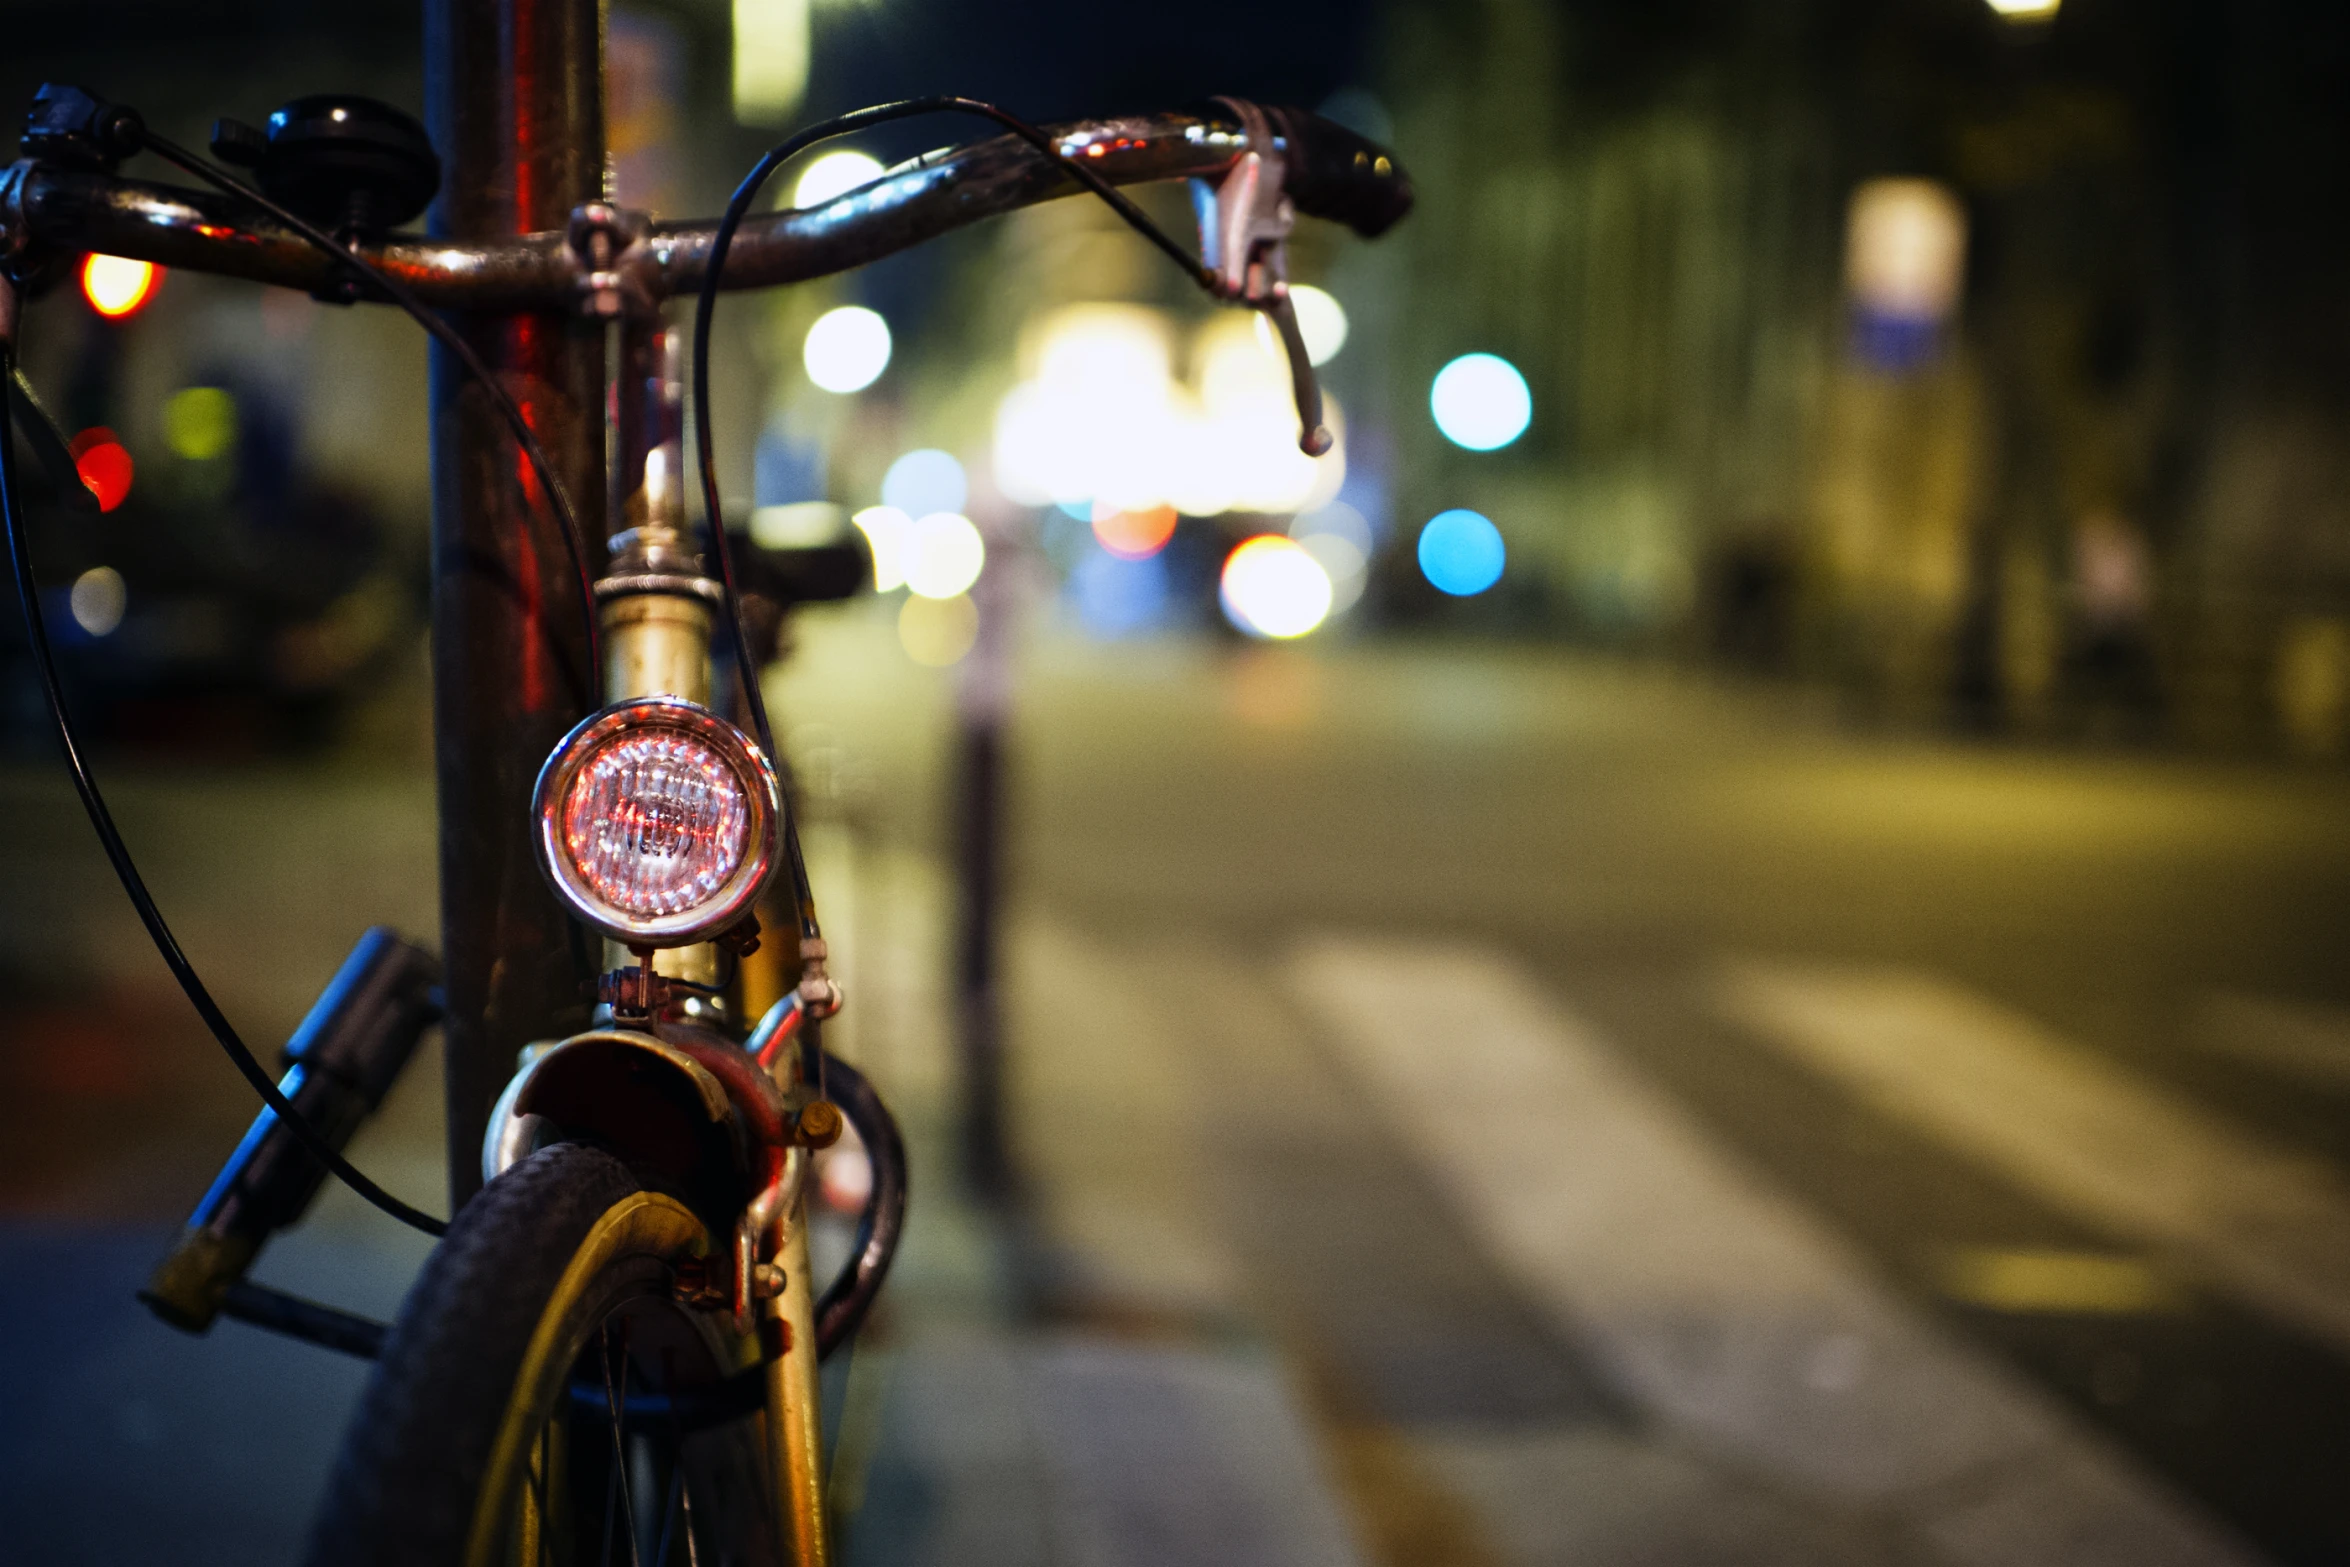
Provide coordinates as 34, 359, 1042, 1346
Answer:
530, 696, 781, 948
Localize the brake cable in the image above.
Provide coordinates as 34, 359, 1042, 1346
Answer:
0, 318, 448, 1239
136, 131, 603, 687
692, 95, 1250, 960
0, 113, 618, 1241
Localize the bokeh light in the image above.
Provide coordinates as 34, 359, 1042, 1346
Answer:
1290, 501, 1375, 560
1253, 285, 1350, 366
80, 255, 159, 319
67, 428, 133, 512
902, 512, 985, 600
792, 149, 885, 209
1986, 0, 2059, 17
164, 387, 237, 462
1298, 531, 1369, 618
1221, 535, 1334, 639
69, 566, 126, 636
1418, 509, 1507, 596
851, 505, 911, 592
993, 304, 1345, 519
1430, 353, 1532, 451
803, 305, 891, 393
881, 449, 967, 518
1092, 503, 1178, 560
1072, 549, 1172, 638
899, 592, 978, 666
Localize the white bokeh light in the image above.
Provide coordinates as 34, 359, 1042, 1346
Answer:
851, 505, 912, 592
902, 512, 985, 600
1254, 285, 1349, 366
1430, 353, 1532, 451
803, 305, 891, 393
992, 305, 1345, 520
1220, 535, 1333, 639
70, 566, 126, 636
792, 150, 885, 209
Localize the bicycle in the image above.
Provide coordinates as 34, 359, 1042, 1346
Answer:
0, 51, 1409, 1567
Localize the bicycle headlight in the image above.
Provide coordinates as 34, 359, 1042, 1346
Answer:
531, 697, 780, 947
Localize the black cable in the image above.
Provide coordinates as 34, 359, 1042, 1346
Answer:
0, 342, 447, 1238
138, 133, 602, 688
692, 96, 1224, 940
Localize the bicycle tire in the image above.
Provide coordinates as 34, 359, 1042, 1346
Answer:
304, 1141, 781, 1566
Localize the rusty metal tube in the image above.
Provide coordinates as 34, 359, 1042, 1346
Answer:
424, 0, 607, 1211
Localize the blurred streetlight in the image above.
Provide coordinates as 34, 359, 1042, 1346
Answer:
793, 150, 884, 209
903, 513, 985, 600
803, 305, 891, 392
1845, 178, 1966, 370
1986, 0, 2060, 19
1221, 535, 1334, 638
1430, 354, 1532, 451
732, 0, 808, 124
81, 254, 159, 318
1418, 509, 1506, 596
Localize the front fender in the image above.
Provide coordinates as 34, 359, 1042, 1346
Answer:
483, 1027, 788, 1221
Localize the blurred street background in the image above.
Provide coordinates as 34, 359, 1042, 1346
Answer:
5, 0, 2350, 1563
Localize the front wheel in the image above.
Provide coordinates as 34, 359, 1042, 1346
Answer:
304, 1142, 779, 1566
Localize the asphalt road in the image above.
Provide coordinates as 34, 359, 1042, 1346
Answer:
4, 608, 2347, 1564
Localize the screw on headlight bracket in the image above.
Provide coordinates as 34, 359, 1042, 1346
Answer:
1193, 97, 1332, 458
600, 946, 672, 1026
715, 914, 762, 959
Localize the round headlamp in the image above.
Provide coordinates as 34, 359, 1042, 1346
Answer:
531, 697, 780, 948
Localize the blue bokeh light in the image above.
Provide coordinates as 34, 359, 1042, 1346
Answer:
881, 449, 967, 518
1070, 547, 1172, 638
1417, 509, 1506, 596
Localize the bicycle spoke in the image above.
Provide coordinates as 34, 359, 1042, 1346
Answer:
651, 1452, 684, 1565
603, 1322, 643, 1567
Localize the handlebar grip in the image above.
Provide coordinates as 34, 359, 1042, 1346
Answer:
1267, 107, 1414, 239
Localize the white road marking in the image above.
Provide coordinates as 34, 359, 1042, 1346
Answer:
1719, 960, 2350, 1360
1290, 937, 2257, 1567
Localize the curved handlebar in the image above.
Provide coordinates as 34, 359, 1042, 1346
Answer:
0, 106, 1410, 313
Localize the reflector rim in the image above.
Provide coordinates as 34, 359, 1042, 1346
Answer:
530, 697, 781, 947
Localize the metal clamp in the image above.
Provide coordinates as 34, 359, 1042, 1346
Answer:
1196, 99, 1332, 456
566, 202, 660, 319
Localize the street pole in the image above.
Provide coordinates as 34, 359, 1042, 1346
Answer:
955, 507, 1023, 1202
424, 0, 607, 1210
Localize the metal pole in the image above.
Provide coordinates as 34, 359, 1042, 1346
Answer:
954, 511, 1022, 1202
424, 0, 607, 1210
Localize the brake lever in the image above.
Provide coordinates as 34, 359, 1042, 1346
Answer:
1197, 97, 1333, 457
6, 362, 99, 515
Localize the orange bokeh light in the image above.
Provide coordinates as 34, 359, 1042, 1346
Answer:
1091, 503, 1178, 560
80, 254, 160, 319
68, 427, 134, 512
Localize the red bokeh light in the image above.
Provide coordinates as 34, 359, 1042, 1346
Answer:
69, 428, 134, 512
79, 254, 161, 320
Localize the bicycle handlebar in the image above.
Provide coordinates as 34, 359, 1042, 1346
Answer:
0, 105, 1410, 313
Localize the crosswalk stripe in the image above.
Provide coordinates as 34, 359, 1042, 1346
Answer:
1717, 960, 2350, 1360
1289, 937, 2256, 1567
